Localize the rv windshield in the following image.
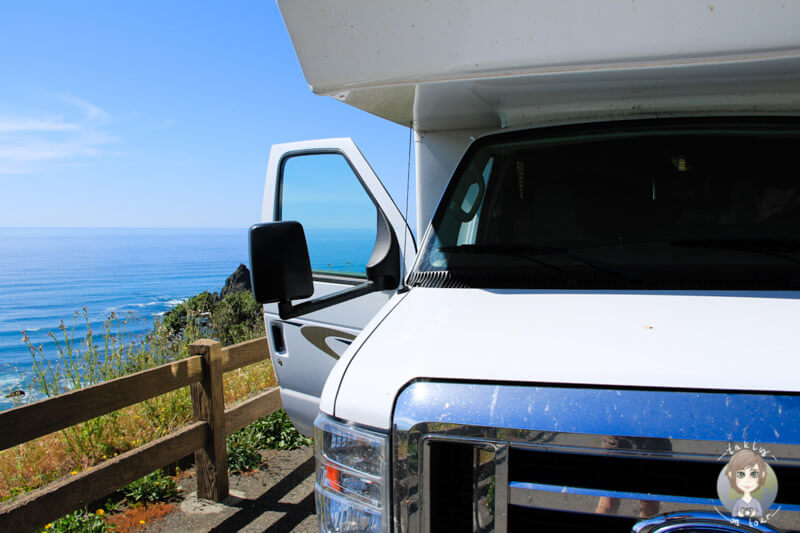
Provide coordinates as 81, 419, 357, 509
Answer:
413, 119, 800, 290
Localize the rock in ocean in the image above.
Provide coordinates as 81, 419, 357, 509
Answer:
221, 263, 252, 297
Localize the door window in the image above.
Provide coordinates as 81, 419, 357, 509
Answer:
279, 153, 377, 277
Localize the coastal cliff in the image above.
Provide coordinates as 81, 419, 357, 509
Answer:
157, 263, 263, 347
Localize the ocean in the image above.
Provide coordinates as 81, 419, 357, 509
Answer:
0, 228, 247, 410
0, 227, 374, 411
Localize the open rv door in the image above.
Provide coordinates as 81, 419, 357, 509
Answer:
256, 138, 415, 435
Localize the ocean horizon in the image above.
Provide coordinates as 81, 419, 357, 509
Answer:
0, 227, 250, 410
0, 226, 373, 410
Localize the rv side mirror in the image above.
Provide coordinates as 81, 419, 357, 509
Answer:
248, 221, 314, 304
248, 214, 401, 320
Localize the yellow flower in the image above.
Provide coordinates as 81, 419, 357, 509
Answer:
45, 525, 52, 530
96, 509, 104, 516
70, 470, 78, 475
139, 520, 146, 524
102, 455, 107, 460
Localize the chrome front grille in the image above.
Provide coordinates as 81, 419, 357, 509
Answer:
392, 382, 800, 532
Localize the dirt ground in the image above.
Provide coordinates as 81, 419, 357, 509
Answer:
143, 446, 317, 533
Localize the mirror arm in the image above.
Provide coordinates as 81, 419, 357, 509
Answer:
277, 278, 387, 320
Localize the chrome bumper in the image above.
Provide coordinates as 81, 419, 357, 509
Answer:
392, 382, 800, 532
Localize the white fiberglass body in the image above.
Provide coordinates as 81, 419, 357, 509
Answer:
261, 2, 800, 530
258, 2, 800, 530
277, 0, 800, 230
278, 0, 800, 119
265, 0, 800, 432
324, 289, 800, 430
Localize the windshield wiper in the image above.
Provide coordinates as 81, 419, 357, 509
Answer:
438, 244, 640, 282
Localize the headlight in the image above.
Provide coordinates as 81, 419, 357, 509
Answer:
315, 414, 390, 533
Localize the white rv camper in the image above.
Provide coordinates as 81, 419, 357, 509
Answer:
249, 2, 800, 531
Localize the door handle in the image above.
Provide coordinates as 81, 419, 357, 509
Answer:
270, 321, 286, 356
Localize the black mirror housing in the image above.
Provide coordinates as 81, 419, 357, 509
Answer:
249, 221, 314, 304
366, 211, 401, 289
249, 214, 401, 319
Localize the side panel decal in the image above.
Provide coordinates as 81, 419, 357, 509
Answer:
300, 326, 357, 360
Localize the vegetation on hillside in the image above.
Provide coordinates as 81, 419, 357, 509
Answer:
157, 289, 265, 347
1, 282, 307, 531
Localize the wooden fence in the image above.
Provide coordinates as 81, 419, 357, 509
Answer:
0, 336, 280, 532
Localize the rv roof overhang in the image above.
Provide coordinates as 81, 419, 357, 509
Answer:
331, 54, 800, 131
277, 0, 800, 132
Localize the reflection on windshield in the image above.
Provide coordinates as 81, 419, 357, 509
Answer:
418, 120, 800, 290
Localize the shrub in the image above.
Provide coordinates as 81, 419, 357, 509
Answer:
226, 433, 263, 473
224, 409, 310, 473
3, 278, 274, 504
40, 509, 107, 532
122, 470, 177, 504
213, 291, 265, 346
155, 289, 265, 347
241, 409, 312, 451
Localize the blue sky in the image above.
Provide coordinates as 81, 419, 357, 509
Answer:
0, 1, 415, 230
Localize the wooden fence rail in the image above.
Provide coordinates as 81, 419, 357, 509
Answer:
0, 336, 280, 532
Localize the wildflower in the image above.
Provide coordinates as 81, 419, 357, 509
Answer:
45, 524, 52, 530
96, 509, 104, 516
139, 520, 146, 525
102, 455, 107, 460
70, 470, 78, 475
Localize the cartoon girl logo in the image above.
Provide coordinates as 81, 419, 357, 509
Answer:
716, 448, 779, 520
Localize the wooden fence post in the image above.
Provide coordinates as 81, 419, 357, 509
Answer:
190, 339, 229, 501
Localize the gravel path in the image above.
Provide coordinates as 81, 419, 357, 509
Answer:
145, 446, 317, 532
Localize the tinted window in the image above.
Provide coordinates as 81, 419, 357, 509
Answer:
416, 119, 800, 290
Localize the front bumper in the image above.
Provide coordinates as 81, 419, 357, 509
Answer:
391, 381, 800, 532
